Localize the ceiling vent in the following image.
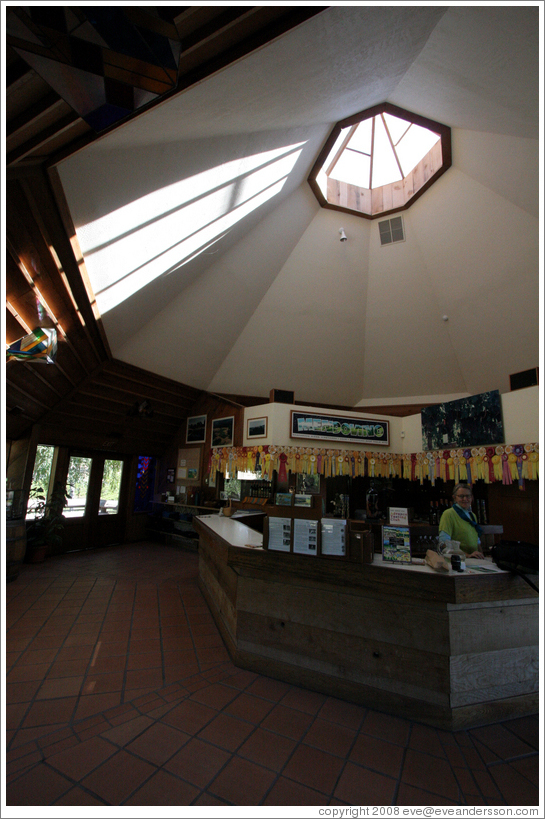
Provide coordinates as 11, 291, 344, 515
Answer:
379, 216, 405, 246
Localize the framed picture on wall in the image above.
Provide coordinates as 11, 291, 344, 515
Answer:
186, 414, 207, 444
247, 416, 267, 439
212, 416, 234, 448
296, 473, 320, 495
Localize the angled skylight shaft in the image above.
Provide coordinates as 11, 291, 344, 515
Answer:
309, 104, 451, 219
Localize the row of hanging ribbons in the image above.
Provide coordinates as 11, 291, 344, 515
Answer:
208, 443, 538, 487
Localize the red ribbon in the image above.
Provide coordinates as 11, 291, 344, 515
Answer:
502, 454, 512, 485
486, 448, 495, 482
278, 453, 288, 483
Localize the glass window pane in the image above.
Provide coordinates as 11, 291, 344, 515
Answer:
323, 126, 352, 174
383, 113, 411, 145
331, 151, 370, 188
66, 456, 92, 518
397, 124, 440, 176
372, 115, 403, 187
27, 445, 56, 519
349, 118, 372, 154
100, 459, 123, 515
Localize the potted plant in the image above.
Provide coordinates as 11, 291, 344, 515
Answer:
26, 481, 69, 563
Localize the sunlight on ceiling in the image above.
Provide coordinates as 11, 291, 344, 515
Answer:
76, 143, 306, 313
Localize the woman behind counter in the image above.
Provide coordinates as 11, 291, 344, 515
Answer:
438, 484, 484, 558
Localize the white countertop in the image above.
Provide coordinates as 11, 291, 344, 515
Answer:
196, 514, 263, 549
195, 515, 507, 573
373, 554, 505, 576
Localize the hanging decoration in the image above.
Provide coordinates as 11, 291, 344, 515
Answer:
206, 443, 538, 484
6, 327, 57, 363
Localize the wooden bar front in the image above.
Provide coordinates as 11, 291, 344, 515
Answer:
194, 515, 538, 731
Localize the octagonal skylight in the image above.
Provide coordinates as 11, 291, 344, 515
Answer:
309, 103, 451, 219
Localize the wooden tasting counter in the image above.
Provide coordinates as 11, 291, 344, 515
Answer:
194, 515, 538, 730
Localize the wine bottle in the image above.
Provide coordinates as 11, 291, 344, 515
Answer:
429, 501, 435, 526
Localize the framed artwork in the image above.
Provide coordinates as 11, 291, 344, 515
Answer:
212, 416, 234, 448
275, 493, 293, 506
186, 414, 207, 444
296, 473, 320, 495
224, 478, 241, 501
291, 410, 389, 446
421, 390, 504, 450
247, 416, 267, 439
294, 494, 312, 508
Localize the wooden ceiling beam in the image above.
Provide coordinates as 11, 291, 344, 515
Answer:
67, 408, 183, 431
5, 376, 51, 412
5, 307, 28, 344
178, 8, 257, 54
46, 168, 112, 359
6, 53, 32, 87
7, 91, 64, 139
34, 422, 170, 457
101, 359, 203, 403
7, 111, 81, 166
6, 183, 80, 333
92, 372, 197, 411
76, 385, 191, 421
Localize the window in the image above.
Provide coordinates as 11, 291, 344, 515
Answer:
134, 455, 156, 512
100, 459, 123, 514
308, 103, 451, 218
26, 444, 56, 519
66, 456, 92, 518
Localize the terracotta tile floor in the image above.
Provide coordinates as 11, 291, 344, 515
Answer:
4, 542, 540, 808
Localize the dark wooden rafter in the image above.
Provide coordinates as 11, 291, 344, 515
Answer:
26, 168, 111, 358
177, 7, 258, 53
86, 375, 199, 419
6, 53, 32, 87
100, 359, 204, 402
47, 167, 112, 358
7, 112, 82, 166
6, 91, 64, 139
5, 306, 28, 343
56, 400, 182, 428
7, 181, 84, 333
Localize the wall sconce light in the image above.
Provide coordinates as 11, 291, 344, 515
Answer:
339, 228, 347, 242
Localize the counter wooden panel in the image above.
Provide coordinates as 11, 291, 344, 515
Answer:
194, 516, 538, 730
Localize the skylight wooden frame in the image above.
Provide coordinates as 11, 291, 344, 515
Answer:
308, 103, 452, 220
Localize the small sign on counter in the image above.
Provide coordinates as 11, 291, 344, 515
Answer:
388, 507, 409, 526
382, 525, 412, 564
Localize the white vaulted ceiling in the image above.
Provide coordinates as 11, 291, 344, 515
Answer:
56, 4, 540, 409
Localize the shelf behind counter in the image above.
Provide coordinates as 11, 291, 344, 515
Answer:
193, 514, 537, 731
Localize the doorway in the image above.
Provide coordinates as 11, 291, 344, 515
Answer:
28, 446, 130, 553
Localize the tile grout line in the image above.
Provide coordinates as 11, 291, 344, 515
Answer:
6, 546, 539, 807
437, 725, 486, 806
6, 573, 99, 753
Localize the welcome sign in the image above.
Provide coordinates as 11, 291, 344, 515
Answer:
290, 411, 389, 445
